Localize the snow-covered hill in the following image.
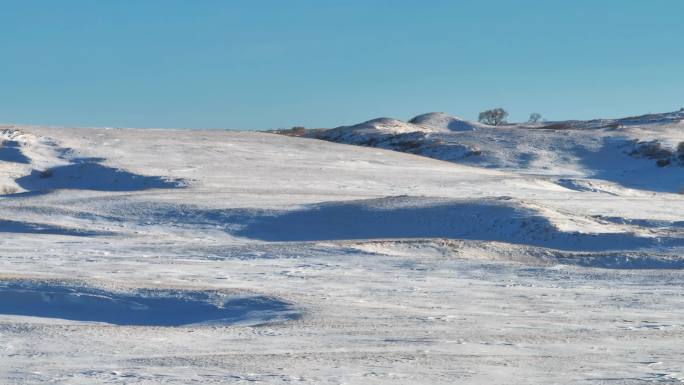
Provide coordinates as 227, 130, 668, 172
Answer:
408, 112, 487, 131
1, 120, 683, 384
296, 110, 684, 194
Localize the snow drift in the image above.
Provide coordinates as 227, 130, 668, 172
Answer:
0, 280, 300, 326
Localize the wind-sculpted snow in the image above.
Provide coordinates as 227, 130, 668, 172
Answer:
15, 159, 186, 192
592, 215, 684, 229
568, 254, 684, 269
232, 197, 677, 251
1, 129, 187, 194
351, 239, 684, 269
111, 196, 679, 252
0, 219, 111, 236
0, 280, 300, 326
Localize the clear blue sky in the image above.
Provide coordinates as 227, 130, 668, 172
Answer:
1, 1, 682, 129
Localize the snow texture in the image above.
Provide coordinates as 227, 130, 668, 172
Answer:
0, 111, 683, 384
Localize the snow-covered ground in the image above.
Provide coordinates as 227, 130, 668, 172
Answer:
1, 115, 684, 384
308, 110, 684, 193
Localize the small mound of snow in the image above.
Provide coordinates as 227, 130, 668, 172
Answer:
409, 112, 484, 132
555, 178, 649, 197
337, 117, 435, 135
313, 118, 437, 147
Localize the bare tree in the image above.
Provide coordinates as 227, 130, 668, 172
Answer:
478, 108, 509, 126
528, 113, 543, 124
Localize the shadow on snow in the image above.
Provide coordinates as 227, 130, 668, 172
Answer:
0, 141, 31, 164
0, 219, 111, 236
0, 281, 300, 326
122, 197, 682, 252
575, 137, 684, 194
15, 160, 186, 192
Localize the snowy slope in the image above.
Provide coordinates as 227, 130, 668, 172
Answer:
301, 110, 684, 194
408, 112, 487, 131
0, 121, 683, 384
